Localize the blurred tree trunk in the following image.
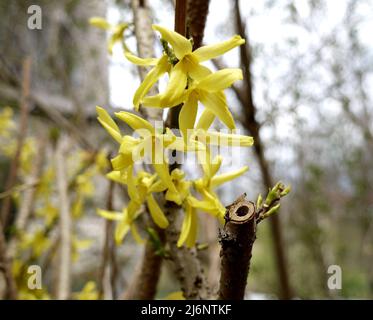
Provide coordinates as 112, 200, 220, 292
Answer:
232, 0, 293, 299
0, 0, 109, 118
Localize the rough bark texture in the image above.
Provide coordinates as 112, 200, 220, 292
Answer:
232, 0, 293, 299
218, 194, 256, 300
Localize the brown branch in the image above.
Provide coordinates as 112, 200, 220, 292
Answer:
218, 194, 256, 300
186, 0, 210, 49
233, 0, 293, 299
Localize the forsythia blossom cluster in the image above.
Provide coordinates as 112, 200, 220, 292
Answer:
95, 24, 254, 247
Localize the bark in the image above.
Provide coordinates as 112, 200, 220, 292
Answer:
232, 0, 293, 299
218, 194, 256, 300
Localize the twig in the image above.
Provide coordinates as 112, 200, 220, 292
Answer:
98, 179, 116, 300
55, 137, 72, 300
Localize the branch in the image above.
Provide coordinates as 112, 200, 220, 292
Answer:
55, 137, 72, 300
98, 179, 116, 299
187, 0, 210, 49
218, 194, 256, 300
218, 185, 290, 300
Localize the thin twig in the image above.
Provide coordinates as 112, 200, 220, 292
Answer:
55, 137, 72, 300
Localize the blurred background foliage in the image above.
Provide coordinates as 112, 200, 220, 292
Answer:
0, 0, 372, 299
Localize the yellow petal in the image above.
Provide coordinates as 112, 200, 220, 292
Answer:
152, 24, 192, 59
187, 64, 212, 81
97, 209, 123, 221
209, 155, 223, 179
193, 35, 245, 62
131, 223, 144, 244
89, 17, 111, 30
126, 166, 139, 201
148, 180, 167, 193
153, 163, 178, 195
177, 204, 192, 247
160, 60, 188, 107
124, 52, 158, 66
187, 195, 218, 215
106, 170, 127, 185
199, 91, 235, 129
211, 166, 249, 188
133, 55, 170, 110
96, 106, 122, 143
196, 109, 215, 130
179, 92, 198, 144
115, 111, 155, 134
111, 153, 133, 171
146, 194, 169, 228
202, 131, 254, 147
185, 207, 198, 248
115, 212, 131, 244
197, 69, 243, 92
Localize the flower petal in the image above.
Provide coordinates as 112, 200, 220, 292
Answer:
106, 170, 127, 185
211, 166, 249, 188
160, 60, 188, 107
199, 91, 235, 129
124, 52, 159, 66
96, 106, 122, 143
185, 207, 198, 248
179, 92, 198, 144
193, 35, 245, 62
198, 69, 243, 92
130, 223, 144, 244
96, 209, 123, 221
132, 55, 170, 110
152, 24, 192, 59
177, 204, 192, 247
187, 63, 212, 81
196, 109, 215, 130
115, 210, 131, 244
147, 194, 169, 228
202, 131, 254, 147
153, 163, 178, 195
115, 111, 155, 135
